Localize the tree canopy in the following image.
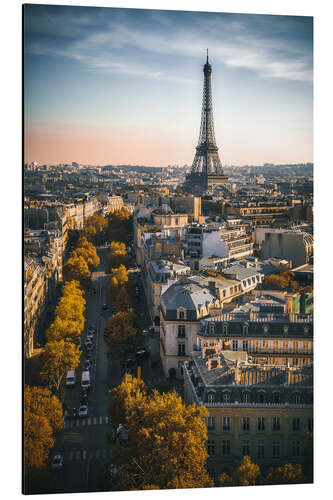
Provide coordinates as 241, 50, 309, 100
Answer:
218, 456, 260, 487
24, 386, 64, 470
63, 254, 91, 288
107, 242, 129, 270
104, 310, 143, 358
40, 339, 81, 393
108, 375, 213, 490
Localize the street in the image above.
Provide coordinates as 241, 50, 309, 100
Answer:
49, 245, 165, 493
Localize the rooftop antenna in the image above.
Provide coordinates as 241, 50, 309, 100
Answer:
206, 48, 209, 63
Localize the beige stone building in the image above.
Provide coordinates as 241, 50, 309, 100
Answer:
183, 346, 313, 477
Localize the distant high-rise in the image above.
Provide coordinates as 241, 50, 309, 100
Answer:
184, 51, 228, 193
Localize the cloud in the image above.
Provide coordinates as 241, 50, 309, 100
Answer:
24, 7, 313, 83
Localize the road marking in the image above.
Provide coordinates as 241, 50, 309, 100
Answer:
82, 450, 87, 460
81, 419, 85, 426
105, 416, 109, 424
93, 417, 97, 425
76, 420, 80, 427
99, 416, 103, 424
87, 418, 91, 425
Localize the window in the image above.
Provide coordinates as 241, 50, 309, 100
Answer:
243, 324, 248, 336
232, 340, 238, 351
292, 418, 300, 431
262, 340, 268, 352
273, 341, 278, 353
242, 392, 250, 403
207, 416, 215, 430
242, 440, 250, 456
209, 323, 215, 334
178, 325, 185, 338
294, 393, 301, 404
257, 440, 264, 458
178, 361, 184, 376
179, 310, 185, 319
293, 341, 298, 352
272, 440, 280, 457
223, 392, 231, 404
207, 440, 215, 456
292, 441, 300, 457
283, 340, 289, 352
222, 440, 230, 456
272, 417, 280, 431
223, 289, 226, 297
223, 325, 228, 335
258, 417, 265, 431
243, 416, 250, 431
222, 417, 230, 431
207, 392, 215, 403
303, 341, 308, 353
178, 343, 185, 356
273, 392, 280, 404
243, 340, 248, 351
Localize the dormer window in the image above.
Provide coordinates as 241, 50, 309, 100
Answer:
209, 323, 215, 334
223, 324, 228, 336
283, 325, 289, 334
207, 392, 215, 403
243, 323, 249, 336
178, 308, 186, 320
304, 325, 309, 334
263, 324, 269, 333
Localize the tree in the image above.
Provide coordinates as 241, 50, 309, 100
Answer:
46, 316, 82, 344
108, 375, 213, 490
107, 209, 131, 243
40, 340, 81, 394
63, 254, 91, 288
74, 237, 100, 269
24, 386, 64, 470
263, 463, 304, 485
107, 242, 129, 270
104, 310, 143, 358
25, 385, 64, 433
113, 286, 131, 313
83, 214, 107, 244
218, 456, 260, 487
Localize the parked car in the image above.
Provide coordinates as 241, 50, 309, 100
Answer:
136, 347, 149, 361
79, 404, 88, 418
102, 303, 108, 310
85, 338, 92, 346
86, 342, 93, 351
142, 329, 148, 335
84, 359, 91, 370
51, 454, 63, 470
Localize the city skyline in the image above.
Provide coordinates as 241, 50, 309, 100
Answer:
24, 5, 313, 166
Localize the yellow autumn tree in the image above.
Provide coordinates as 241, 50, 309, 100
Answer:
24, 386, 64, 470
108, 375, 213, 491
104, 310, 142, 358
218, 456, 260, 487
74, 238, 100, 270
40, 339, 81, 393
63, 254, 91, 288
107, 242, 129, 270
46, 316, 82, 344
263, 463, 304, 485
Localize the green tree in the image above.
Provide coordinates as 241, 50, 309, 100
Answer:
108, 375, 213, 490
40, 340, 81, 394
218, 456, 260, 487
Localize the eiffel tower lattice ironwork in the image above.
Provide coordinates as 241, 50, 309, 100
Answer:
185, 50, 228, 193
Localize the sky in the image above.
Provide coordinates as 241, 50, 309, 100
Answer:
23, 4, 313, 166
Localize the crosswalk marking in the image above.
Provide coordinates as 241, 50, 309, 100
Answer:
63, 432, 82, 443
64, 416, 111, 429
62, 448, 112, 461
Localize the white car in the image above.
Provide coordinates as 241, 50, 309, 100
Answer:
79, 405, 88, 418
51, 454, 63, 470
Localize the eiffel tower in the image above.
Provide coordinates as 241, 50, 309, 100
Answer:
184, 51, 228, 193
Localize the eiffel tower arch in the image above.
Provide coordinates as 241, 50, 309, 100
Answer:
184, 51, 229, 194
